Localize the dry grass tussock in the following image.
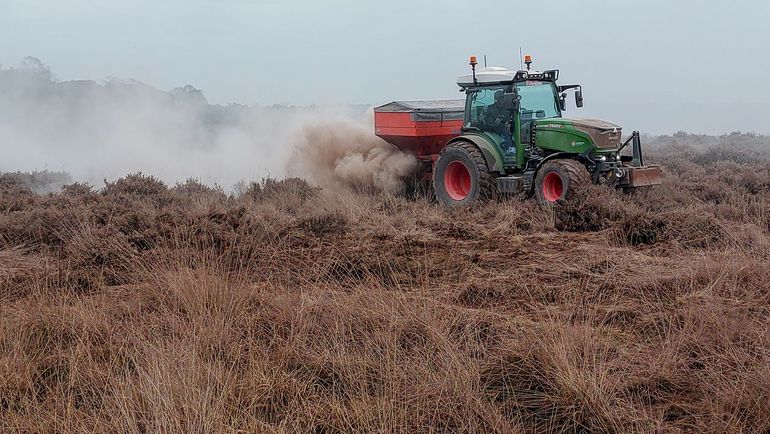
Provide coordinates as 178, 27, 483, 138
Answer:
2, 135, 770, 433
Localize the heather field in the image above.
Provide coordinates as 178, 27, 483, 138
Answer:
2, 133, 770, 433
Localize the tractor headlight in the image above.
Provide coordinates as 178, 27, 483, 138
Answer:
598, 155, 606, 162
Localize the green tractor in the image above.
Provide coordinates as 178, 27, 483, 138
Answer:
374, 55, 661, 205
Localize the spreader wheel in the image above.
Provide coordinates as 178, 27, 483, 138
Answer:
534, 159, 590, 204
434, 141, 497, 206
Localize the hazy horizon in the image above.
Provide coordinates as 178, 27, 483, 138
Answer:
2, 0, 769, 135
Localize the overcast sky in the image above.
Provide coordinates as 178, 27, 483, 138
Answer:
2, 0, 769, 134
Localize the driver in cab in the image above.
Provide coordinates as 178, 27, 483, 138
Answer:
482, 90, 516, 157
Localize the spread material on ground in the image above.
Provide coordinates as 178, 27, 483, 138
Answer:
1, 133, 770, 433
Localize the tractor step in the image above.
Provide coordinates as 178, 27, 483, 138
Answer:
496, 176, 526, 194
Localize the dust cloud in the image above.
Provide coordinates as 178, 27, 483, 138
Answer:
289, 114, 417, 193
0, 57, 416, 192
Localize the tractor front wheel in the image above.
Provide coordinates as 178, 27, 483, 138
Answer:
434, 142, 497, 206
534, 159, 590, 204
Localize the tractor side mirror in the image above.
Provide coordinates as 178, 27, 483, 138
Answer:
502, 92, 519, 111
575, 89, 584, 108
559, 93, 567, 111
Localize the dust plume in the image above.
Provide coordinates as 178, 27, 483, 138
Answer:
0, 57, 417, 192
288, 113, 418, 193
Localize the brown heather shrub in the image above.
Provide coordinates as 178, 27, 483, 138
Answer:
554, 185, 622, 232
0, 170, 72, 194
239, 177, 319, 203
294, 212, 348, 238
0, 183, 36, 214
171, 178, 226, 198
663, 211, 726, 248
2, 135, 770, 433
103, 172, 168, 197
616, 211, 668, 246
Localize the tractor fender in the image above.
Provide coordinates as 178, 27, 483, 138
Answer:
535, 152, 575, 171
446, 135, 504, 173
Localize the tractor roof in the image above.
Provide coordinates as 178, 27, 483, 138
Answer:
456, 67, 558, 88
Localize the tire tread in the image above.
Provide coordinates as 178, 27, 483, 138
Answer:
535, 158, 590, 202
445, 141, 498, 200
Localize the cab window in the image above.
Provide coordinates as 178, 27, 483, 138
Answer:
465, 86, 507, 128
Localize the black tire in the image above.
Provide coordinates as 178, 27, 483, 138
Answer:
534, 159, 590, 204
433, 141, 498, 206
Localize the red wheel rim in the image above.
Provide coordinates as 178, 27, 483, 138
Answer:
444, 161, 472, 201
542, 172, 564, 202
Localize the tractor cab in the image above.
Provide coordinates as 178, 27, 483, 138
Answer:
456, 58, 583, 170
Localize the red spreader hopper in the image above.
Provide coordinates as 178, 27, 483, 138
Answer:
374, 100, 465, 158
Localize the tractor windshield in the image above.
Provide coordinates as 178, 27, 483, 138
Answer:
515, 81, 560, 120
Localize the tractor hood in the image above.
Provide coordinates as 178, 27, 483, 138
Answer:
567, 118, 621, 131
534, 118, 623, 151
567, 118, 622, 150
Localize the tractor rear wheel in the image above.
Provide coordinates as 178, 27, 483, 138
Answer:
434, 141, 497, 206
534, 159, 590, 204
